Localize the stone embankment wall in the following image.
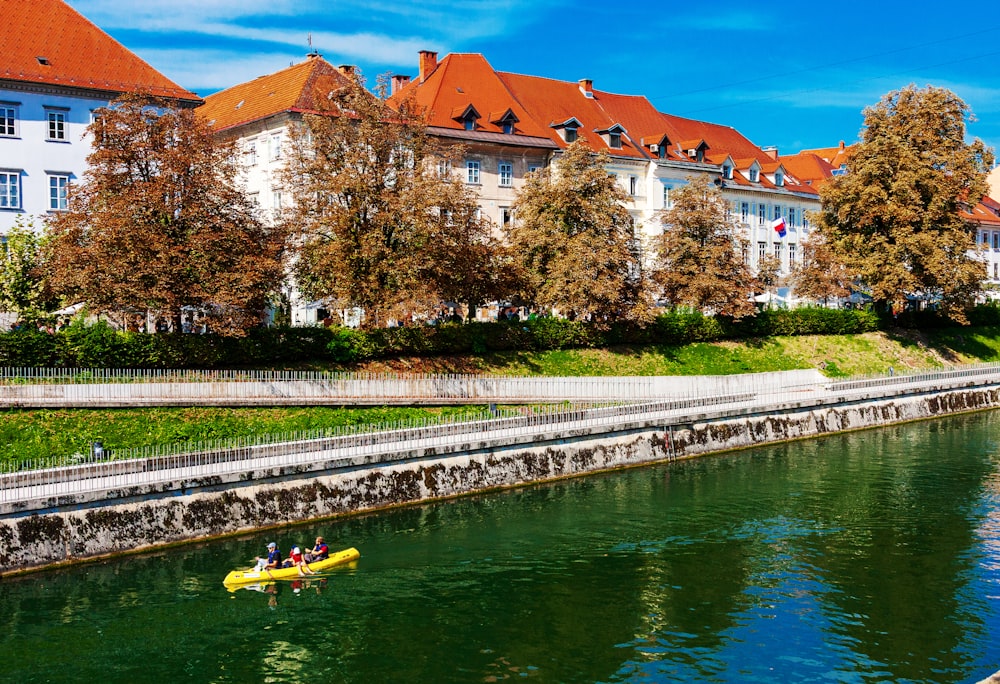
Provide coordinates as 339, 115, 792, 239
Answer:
2, 384, 999, 574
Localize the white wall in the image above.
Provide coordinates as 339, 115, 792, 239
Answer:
0, 87, 109, 237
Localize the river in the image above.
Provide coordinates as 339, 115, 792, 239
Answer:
3, 412, 1000, 683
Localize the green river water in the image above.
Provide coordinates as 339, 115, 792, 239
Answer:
3, 412, 1000, 683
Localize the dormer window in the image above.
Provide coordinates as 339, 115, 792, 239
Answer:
774, 171, 784, 187
680, 139, 709, 163
596, 124, 626, 150
723, 164, 733, 179
551, 117, 583, 144
490, 109, 519, 135
452, 104, 481, 132
749, 167, 760, 183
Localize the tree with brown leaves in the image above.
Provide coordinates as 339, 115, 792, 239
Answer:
789, 229, 852, 305
283, 73, 501, 326
817, 85, 994, 321
650, 175, 757, 318
507, 143, 645, 321
43, 93, 285, 334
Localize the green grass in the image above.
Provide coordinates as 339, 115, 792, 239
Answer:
0, 405, 479, 466
5, 325, 1000, 467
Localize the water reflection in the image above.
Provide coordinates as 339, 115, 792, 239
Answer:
3, 413, 1000, 682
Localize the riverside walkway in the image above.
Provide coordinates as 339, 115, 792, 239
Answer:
3, 363, 999, 513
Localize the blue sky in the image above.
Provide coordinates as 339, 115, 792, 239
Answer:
69, 0, 1000, 158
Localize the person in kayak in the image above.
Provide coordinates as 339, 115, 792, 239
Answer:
254, 542, 282, 576
304, 536, 329, 563
282, 546, 315, 576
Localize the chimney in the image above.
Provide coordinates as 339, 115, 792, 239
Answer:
338, 64, 355, 77
762, 145, 779, 160
419, 50, 438, 82
579, 79, 593, 96
391, 74, 412, 95
839, 140, 845, 150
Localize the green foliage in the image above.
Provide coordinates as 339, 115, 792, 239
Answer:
0, 217, 50, 322
0, 308, 892, 368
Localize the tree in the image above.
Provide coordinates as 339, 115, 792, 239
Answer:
789, 229, 852, 305
43, 93, 285, 334
283, 73, 500, 326
508, 142, 646, 320
416, 177, 515, 320
817, 85, 995, 321
0, 217, 50, 323
650, 175, 756, 318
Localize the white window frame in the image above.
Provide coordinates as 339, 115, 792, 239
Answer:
0, 103, 17, 137
46, 108, 67, 141
0, 171, 20, 209
48, 174, 69, 211
749, 168, 759, 183
758, 204, 767, 225
741, 202, 749, 222
498, 161, 513, 187
789, 243, 797, 266
757, 241, 766, 262
629, 175, 638, 196
788, 207, 796, 228
662, 184, 672, 208
268, 134, 282, 161
466, 160, 481, 185
245, 139, 258, 166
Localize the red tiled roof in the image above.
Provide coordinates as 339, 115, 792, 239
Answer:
0, 0, 198, 102
798, 141, 855, 169
199, 57, 354, 131
780, 153, 837, 187
392, 54, 552, 140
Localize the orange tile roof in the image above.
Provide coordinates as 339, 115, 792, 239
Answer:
199, 56, 354, 131
780, 153, 837, 187
0, 0, 198, 102
798, 141, 855, 168
392, 54, 552, 140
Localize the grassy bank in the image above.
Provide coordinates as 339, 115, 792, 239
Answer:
4, 326, 1000, 465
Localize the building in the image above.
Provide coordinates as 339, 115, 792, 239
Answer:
392, 52, 822, 278
0, 0, 199, 241
198, 54, 356, 325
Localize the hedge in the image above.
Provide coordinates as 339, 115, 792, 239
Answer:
0, 307, 888, 368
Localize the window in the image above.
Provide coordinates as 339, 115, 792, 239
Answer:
995, 262, 999, 279
773, 205, 782, 221
437, 159, 452, 178
742, 245, 749, 264
248, 192, 259, 207
245, 139, 258, 166
502, 120, 514, 134
609, 132, 622, 149
0, 171, 20, 208
0, 103, 17, 137
984, 232, 990, 246
268, 134, 282, 161
775, 171, 784, 187
773, 243, 782, 260
629, 175, 638, 196
466, 160, 480, 184
501, 207, 513, 227
749, 168, 759, 183
564, 127, 578, 143
994, 232, 999, 250
789, 243, 797, 267
788, 208, 796, 227
527, 164, 541, 174
46, 109, 67, 141
758, 204, 767, 225
723, 164, 733, 179
463, 116, 475, 131
272, 190, 282, 211
662, 184, 672, 208
48, 174, 69, 210
498, 162, 513, 187
758, 241, 766, 262
741, 202, 749, 222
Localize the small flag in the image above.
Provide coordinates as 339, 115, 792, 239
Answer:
771, 216, 787, 238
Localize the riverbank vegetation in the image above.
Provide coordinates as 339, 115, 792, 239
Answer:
4, 324, 1000, 464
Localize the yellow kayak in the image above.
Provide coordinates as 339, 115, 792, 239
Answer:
223, 547, 360, 587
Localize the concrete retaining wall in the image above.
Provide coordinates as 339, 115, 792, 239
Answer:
3, 384, 999, 574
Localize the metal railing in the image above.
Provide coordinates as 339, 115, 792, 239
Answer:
0, 368, 825, 406
5, 363, 1000, 509
0, 392, 756, 507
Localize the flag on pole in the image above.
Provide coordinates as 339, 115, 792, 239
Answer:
770, 216, 787, 238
